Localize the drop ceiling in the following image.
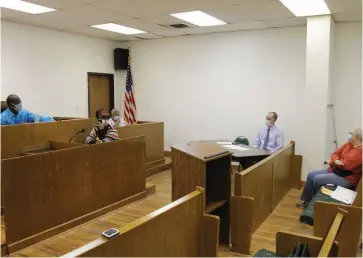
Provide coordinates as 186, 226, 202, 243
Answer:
1, 0, 362, 41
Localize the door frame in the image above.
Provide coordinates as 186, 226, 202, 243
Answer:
87, 72, 115, 118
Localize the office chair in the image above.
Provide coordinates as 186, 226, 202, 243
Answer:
233, 136, 249, 171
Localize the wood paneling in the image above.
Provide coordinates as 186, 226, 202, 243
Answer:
117, 122, 164, 163
12, 171, 171, 257
1, 120, 164, 165
276, 231, 338, 257
65, 189, 211, 257
353, 179, 362, 207
291, 155, 303, 189
232, 142, 300, 253
231, 196, 254, 254
272, 145, 293, 209
1, 119, 96, 159
9, 171, 362, 257
2, 137, 146, 252
314, 201, 362, 257
201, 214, 220, 257
171, 147, 206, 201
240, 159, 274, 232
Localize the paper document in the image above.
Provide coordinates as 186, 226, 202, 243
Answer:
222, 145, 249, 151
321, 186, 333, 196
330, 186, 357, 204
217, 142, 232, 145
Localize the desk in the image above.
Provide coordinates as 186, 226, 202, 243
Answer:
171, 141, 231, 245
199, 140, 270, 170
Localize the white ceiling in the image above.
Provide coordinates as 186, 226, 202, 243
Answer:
1, 0, 362, 41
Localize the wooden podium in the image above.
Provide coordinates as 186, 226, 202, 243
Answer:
171, 141, 231, 245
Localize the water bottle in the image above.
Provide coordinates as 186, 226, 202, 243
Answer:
34, 114, 40, 123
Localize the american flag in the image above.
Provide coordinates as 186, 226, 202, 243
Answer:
124, 60, 136, 125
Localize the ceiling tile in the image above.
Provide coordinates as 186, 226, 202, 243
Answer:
10, 14, 81, 30
91, 0, 229, 19
66, 26, 140, 41
219, 21, 267, 31
263, 17, 307, 28
1, 8, 34, 19
143, 14, 198, 28
326, 0, 362, 14
24, 0, 86, 10
333, 11, 362, 22
116, 19, 168, 32
204, 1, 293, 23
154, 29, 187, 37
30, 4, 134, 26
133, 33, 163, 39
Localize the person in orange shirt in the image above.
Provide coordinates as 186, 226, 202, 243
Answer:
297, 127, 362, 208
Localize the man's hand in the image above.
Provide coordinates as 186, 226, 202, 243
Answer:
335, 160, 344, 166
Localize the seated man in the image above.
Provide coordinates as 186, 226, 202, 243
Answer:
253, 112, 284, 152
297, 127, 362, 208
86, 108, 119, 144
108, 108, 126, 128
1, 94, 54, 125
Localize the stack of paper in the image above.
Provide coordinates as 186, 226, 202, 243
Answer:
330, 186, 357, 204
217, 142, 232, 145
221, 145, 249, 151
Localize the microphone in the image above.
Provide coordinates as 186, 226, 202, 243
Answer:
69, 129, 86, 143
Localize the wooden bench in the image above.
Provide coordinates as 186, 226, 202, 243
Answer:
232, 141, 302, 254
255, 203, 361, 257
1, 137, 150, 254
1, 119, 165, 169
62, 187, 220, 257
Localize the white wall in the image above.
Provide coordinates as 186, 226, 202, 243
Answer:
332, 21, 362, 149
1, 20, 126, 117
129, 27, 307, 153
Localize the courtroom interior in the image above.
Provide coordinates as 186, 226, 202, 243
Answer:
0, 0, 362, 257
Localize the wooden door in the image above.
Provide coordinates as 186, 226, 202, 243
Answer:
88, 73, 114, 118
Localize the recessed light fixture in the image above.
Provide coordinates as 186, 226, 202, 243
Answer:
91, 23, 146, 35
0, 0, 56, 14
279, 0, 331, 17
170, 10, 226, 27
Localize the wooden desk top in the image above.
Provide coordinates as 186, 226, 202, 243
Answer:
202, 140, 270, 158
171, 141, 231, 162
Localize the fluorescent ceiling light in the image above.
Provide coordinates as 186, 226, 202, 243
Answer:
170, 11, 226, 27
279, 0, 331, 17
91, 23, 146, 35
0, 0, 56, 14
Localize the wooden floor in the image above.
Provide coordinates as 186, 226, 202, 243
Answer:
4, 169, 361, 257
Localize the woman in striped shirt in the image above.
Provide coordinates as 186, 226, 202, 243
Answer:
86, 108, 119, 144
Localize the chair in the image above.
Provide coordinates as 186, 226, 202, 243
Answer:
234, 136, 249, 146
233, 136, 249, 171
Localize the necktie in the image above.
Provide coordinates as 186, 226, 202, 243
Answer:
263, 128, 270, 150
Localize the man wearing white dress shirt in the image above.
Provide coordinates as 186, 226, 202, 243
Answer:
253, 112, 284, 152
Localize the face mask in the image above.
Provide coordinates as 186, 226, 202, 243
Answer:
14, 103, 22, 112
348, 134, 353, 142
265, 120, 272, 127
113, 116, 120, 122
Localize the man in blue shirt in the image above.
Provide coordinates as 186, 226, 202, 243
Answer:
1, 94, 55, 125
253, 112, 284, 152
